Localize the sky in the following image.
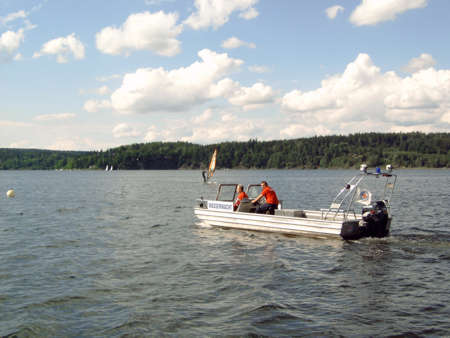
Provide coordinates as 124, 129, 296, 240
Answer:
1, 0, 449, 151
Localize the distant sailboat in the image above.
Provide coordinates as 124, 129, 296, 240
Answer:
105, 165, 109, 171
202, 149, 217, 182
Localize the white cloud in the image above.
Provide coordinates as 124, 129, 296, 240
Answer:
0, 29, 25, 62
227, 82, 275, 111
239, 7, 259, 20
33, 33, 85, 63
184, 0, 259, 30
441, 112, 450, 124
403, 53, 436, 73
144, 126, 159, 142
96, 11, 182, 57
9, 139, 31, 148
97, 85, 110, 95
13, 53, 23, 61
221, 113, 237, 122
0, 120, 31, 127
83, 99, 112, 112
144, 117, 263, 144
281, 53, 450, 137
350, 0, 427, 26
1, 10, 27, 25
46, 137, 102, 151
112, 123, 141, 138
145, 0, 175, 5
281, 124, 332, 138
248, 65, 269, 73
34, 113, 76, 121
96, 74, 122, 82
111, 49, 243, 114
222, 36, 255, 49
183, 119, 262, 143
192, 109, 213, 124
325, 5, 344, 19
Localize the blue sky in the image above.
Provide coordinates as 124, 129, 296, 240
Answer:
1, 0, 449, 150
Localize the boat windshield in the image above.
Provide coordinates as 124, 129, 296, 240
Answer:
215, 184, 237, 202
246, 184, 262, 200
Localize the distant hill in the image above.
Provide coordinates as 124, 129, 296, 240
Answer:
0, 132, 449, 170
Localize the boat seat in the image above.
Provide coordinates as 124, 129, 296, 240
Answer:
237, 200, 257, 213
275, 209, 306, 218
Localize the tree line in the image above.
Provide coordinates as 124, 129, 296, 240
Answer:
0, 132, 448, 170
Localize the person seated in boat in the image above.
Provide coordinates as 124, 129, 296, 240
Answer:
233, 184, 248, 211
252, 181, 279, 214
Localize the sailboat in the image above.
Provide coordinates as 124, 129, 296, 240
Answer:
202, 149, 217, 182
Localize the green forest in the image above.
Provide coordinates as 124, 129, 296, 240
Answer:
0, 132, 449, 170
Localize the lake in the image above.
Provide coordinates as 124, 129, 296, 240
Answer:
1, 169, 449, 336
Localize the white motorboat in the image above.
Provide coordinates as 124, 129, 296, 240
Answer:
194, 165, 397, 240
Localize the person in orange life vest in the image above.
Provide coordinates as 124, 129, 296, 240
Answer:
233, 184, 248, 211
252, 181, 279, 214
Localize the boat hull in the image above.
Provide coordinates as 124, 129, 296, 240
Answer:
194, 208, 391, 240
195, 208, 347, 238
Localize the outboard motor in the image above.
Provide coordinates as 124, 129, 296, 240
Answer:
361, 200, 390, 237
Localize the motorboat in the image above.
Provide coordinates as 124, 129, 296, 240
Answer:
194, 164, 397, 240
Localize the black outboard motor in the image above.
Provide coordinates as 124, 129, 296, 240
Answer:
361, 200, 390, 237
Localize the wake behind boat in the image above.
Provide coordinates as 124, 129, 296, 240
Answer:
194, 164, 397, 240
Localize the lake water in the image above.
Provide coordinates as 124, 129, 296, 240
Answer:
1, 169, 449, 337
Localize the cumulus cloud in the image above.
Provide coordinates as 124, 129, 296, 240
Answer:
185, 119, 263, 143
184, 0, 259, 30
83, 99, 112, 113
46, 137, 103, 151
110, 49, 243, 114
403, 53, 436, 73
281, 124, 332, 138
33, 33, 85, 63
96, 11, 182, 57
222, 36, 255, 49
350, 0, 427, 26
325, 5, 344, 19
144, 117, 262, 144
227, 82, 276, 111
112, 123, 141, 138
0, 29, 25, 62
34, 113, 76, 121
281, 53, 450, 136
221, 113, 237, 122
192, 109, 213, 124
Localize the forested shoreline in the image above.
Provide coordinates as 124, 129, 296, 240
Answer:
0, 132, 448, 170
